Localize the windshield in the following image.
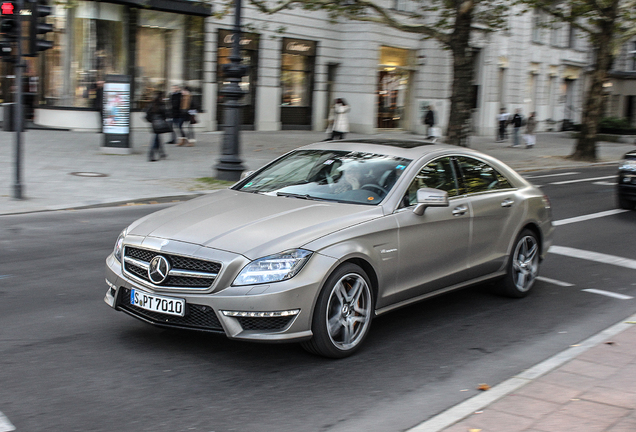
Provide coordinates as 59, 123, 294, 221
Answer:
234, 150, 412, 205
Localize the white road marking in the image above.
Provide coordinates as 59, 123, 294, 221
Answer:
550, 175, 615, 185
593, 181, 617, 186
524, 172, 580, 179
536, 276, 574, 287
582, 289, 633, 300
549, 245, 636, 270
553, 209, 628, 226
0, 411, 15, 432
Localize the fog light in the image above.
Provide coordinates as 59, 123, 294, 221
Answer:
221, 309, 300, 318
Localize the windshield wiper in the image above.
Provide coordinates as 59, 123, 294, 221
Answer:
276, 192, 324, 201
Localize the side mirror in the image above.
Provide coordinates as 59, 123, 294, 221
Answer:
413, 188, 449, 216
240, 171, 254, 181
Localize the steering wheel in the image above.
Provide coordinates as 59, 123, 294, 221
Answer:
361, 184, 386, 197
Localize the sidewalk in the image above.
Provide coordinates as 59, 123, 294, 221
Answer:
2, 128, 636, 432
1, 128, 632, 215
428, 314, 636, 432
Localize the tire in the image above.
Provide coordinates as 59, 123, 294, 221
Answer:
301, 263, 374, 358
500, 229, 540, 298
618, 194, 634, 210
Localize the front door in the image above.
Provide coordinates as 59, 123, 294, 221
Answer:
385, 157, 471, 306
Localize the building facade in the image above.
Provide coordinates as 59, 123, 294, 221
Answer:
0, 1, 593, 137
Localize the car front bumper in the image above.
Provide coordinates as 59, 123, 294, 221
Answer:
104, 249, 338, 343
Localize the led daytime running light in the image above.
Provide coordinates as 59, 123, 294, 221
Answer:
222, 309, 300, 318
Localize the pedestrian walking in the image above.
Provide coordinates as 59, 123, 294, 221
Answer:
510, 109, 524, 147
524, 112, 537, 148
423, 105, 437, 138
177, 87, 196, 146
167, 85, 182, 144
145, 91, 169, 162
328, 98, 350, 140
497, 108, 509, 142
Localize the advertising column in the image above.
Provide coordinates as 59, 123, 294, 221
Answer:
101, 74, 131, 153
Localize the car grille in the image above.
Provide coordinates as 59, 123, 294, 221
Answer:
123, 246, 221, 288
236, 316, 294, 331
118, 287, 223, 332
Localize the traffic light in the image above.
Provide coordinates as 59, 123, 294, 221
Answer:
0, 1, 18, 40
28, 0, 52, 55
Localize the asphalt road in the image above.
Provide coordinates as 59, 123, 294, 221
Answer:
1, 165, 635, 432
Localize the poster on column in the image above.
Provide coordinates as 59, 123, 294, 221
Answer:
102, 75, 131, 151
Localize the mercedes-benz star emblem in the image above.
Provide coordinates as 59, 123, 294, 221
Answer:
148, 255, 170, 284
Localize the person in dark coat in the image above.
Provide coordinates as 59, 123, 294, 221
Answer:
423, 105, 436, 138
145, 91, 168, 162
167, 85, 182, 144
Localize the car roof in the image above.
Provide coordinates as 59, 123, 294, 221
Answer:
299, 138, 485, 160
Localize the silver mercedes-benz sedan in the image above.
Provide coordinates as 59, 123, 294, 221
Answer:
105, 139, 553, 358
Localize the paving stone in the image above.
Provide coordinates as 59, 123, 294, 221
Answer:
488, 394, 559, 420
514, 381, 582, 405
559, 358, 618, 380
531, 411, 614, 432
581, 386, 636, 410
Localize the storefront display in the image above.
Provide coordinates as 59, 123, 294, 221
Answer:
280, 37, 316, 129
377, 46, 414, 129
217, 29, 259, 129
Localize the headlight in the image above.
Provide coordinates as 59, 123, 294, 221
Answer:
113, 229, 127, 262
619, 159, 636, 171
233, 249, 313, 286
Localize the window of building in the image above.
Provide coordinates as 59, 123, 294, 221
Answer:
43, 2, 127, 108
135, 10, 204, 110
393, 0, 415, 12
532, 9, 543, 44
568, 24, 578, 50
630, 41, 636, 71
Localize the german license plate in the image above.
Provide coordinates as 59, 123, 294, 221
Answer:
131, 289, 185, 317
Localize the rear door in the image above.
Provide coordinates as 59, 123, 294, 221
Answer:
454, 156, 523, 277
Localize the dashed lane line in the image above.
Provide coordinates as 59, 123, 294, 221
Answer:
536, 276, 574, 287
549, 175, 615, 185
583, 289, 634, 300
553, 209, 628, 226
0, 411, 15, 432
593, 181, 617, 186
524, 172, 580, 179
549, 245, 636, 270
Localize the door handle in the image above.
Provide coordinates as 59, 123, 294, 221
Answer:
501, 199, 515, 208
452, 205, 468, 216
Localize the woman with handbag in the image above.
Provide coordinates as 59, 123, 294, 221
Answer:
145, 91, 169, 162
177, 87, 196, 146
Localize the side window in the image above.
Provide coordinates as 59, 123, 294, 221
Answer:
404, 157, 459, 206
456, 157, 512, 194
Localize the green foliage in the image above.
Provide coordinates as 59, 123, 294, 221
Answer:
599, 116, 631, 130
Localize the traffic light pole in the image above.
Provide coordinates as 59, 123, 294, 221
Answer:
12, 0, 23, 199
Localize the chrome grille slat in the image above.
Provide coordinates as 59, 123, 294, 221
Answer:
123, 246, 221, 289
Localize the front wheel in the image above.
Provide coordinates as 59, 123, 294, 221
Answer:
500, 229, 540, 298
301, 264, 373, 358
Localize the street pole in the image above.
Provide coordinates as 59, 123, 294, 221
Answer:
12, 0, 24, 199
215, 0, 246, 181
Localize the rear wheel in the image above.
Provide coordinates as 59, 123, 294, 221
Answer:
500, 229, 540, 298
302, 263, 373, 358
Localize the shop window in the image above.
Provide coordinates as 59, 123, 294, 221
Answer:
43, 2, 127, 108
135, 11, 204, 110
281, 55, 310, 107
377, 46, 413, 129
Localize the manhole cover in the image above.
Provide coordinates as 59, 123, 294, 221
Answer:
69, 172, 109, 178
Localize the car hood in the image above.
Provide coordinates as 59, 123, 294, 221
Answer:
128, 189, 383, 259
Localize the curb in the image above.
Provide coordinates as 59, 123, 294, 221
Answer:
406, 311, 636, 432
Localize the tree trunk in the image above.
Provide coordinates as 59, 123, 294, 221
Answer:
570, 1, 618, 161
446, 1, 475, 146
